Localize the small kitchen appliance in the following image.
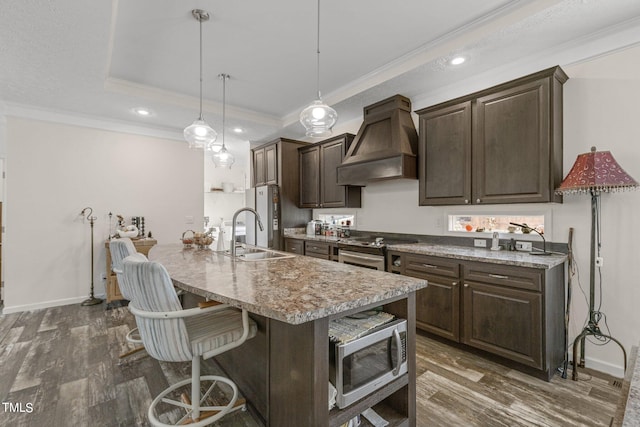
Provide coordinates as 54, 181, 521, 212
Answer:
306, 220, 322, 237
329, 318, 408, 408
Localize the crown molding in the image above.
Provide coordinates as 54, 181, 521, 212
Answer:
4, 102, 185, 141
104, 77, 283, 128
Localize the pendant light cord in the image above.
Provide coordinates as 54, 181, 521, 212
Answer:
198, 14, 204, 120
316, 0, 321, 100
221, 73, 227, 149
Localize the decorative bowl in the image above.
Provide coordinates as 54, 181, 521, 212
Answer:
117, 226, 139, 238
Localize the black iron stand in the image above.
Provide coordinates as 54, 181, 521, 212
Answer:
571, 190, 626, 380
81, 211, 102, 306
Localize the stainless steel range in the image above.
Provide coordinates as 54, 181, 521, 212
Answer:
337, 237, 417, 271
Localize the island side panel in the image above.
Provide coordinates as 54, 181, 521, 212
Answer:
269, 317, 329, 426
214, 313, 269, 422
384, 291, 417, 425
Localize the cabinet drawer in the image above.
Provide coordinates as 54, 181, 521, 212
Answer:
305, 241, 331, 259
464, 262, 542, 292
285, 238, 304, 255
405, 254, 460, 279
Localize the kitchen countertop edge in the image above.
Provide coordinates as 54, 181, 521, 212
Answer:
387, 243, 567, 269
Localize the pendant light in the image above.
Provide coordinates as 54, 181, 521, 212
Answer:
212, 73, 235, 169
299, 0, 337, 138
183, 9, 217, 149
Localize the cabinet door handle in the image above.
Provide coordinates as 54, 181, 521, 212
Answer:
476, 198, 481, 203
452, 281, 458, 286
421, 264, 438, 269
464, 199, 469, 204
489, 274, 509, 279
463, 283, 469, 288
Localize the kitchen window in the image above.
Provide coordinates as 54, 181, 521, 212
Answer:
448, 214, 546, 236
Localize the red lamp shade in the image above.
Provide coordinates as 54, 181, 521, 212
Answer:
556, 146, 639, 195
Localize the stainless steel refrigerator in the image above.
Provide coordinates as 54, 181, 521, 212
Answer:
245, 184, 281, 250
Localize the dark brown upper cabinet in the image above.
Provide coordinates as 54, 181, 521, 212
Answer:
299, 133, 361, 209
250, 138, 312, 234
252, 143, 278, 186
416, 66, 568, 205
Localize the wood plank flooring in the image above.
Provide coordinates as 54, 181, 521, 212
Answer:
0, 303, 621, 426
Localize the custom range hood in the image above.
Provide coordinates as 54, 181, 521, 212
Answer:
337, 95, 418, 186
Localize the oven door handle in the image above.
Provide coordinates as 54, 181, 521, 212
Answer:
339, 251, 382, 264
341, 252, 379, 262
392, 327, 402, 376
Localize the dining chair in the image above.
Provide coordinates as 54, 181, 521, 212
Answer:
109, 238, 148, 361
123, 256, 257, 427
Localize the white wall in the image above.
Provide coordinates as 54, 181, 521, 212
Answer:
315, 47, 640, 376
3, 118, 203, 313
203, 139, 250, 228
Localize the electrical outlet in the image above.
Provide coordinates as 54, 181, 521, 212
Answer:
185, 215, 194, 224
515, 241, 532, 251
596, 257, 604, 267
474, 239, 487, 248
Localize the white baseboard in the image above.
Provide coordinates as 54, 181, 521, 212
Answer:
2, 293, 107, 314
570, 355, 626, 378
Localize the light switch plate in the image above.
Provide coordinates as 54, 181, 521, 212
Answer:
515, 241, 532, 251
474, 239, 487, 248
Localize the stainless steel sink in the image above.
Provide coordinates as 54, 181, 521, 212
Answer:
227, 246, 295, 261
239, 251, 293, 261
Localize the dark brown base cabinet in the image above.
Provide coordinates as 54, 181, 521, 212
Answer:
416, 66, 568, 206
284, 237, 341, 262
403, 254, 461, 342
284, 237, 304, 255
389, 251, 565, 380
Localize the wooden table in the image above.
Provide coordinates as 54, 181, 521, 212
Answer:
149, 244, 426, 426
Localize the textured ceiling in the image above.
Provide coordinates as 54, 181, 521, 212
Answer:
2, 0, 640, 150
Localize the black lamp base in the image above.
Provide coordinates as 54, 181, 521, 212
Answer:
81, 296, 103, 306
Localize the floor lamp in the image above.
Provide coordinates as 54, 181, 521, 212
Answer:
80, 207, 102, 306
556, 147, 638, 380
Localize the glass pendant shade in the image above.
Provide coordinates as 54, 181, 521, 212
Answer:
300, 0, 337, 137
212, 73, 234, 169
300, 99, 337, 137
184, 118, 217, 148
184, 9, 216, 149
212, 145, 235, 169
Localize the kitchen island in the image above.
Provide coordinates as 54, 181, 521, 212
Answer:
149, 244, 427, 426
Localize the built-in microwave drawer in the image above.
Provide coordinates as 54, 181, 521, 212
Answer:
405, 254, 460, 279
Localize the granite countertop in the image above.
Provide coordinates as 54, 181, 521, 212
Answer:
148, 244, 426, 325
616, 345, 640, 426
387, 243, 567, 269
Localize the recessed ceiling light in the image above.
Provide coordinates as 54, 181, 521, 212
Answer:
133, 108, 152, 116
233, 127, 244, 133
450, 56, 466, 66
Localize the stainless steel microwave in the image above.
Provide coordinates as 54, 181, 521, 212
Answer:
329, 319, 408, 408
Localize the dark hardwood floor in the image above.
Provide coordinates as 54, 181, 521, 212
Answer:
0, 303, 621, 426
